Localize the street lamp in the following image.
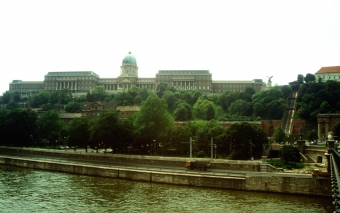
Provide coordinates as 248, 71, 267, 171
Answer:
250, 139, 253, 161
211, 137, 213, 159
153, 139, 156, 155
214, 144, 217, 159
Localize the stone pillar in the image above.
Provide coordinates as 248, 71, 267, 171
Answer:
325, 153, 330, 172
325, 124, 329, 140
328, 140, 335, 149
296, 140, 305, 153
318, 122, 322, 141
75, 81, 77, 90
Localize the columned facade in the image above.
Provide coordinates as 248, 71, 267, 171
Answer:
9, 52, 265, 94
317, 114, 340, 140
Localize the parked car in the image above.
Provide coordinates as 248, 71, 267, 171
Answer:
104, 148, 113, 153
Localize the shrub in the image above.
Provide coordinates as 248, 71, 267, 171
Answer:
196, 151, 205, 158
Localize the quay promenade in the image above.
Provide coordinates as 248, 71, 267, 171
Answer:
0, 146, 332, 197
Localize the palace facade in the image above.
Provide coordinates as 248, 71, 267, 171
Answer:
9, 52, 264, 94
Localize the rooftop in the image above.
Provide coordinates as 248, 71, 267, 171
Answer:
315, 66, 340, 74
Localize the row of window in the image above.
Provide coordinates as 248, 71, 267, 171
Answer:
215, 84, 250, 88
173, 86, 210, 90
158, 75, 211, 80
159, 71, 209, 75
11, 85, 42, 88
215, 89, 244, 92
45, 76, 97, 80
320, 75, 340, 80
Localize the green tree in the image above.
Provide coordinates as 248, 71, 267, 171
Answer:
280, 85, 292, 99
49, 89, 71, 105
90, 85, 108, 101
304, 73, 316, 83
67, 118, 90, 150
252, 87, 285, 119
226, 122, 268, 160
297, 81, 340, 121
116, 119, 135, 153
156, 82, 168, 98
273, 125, 286, 143
2, 91, 11, 104
281, 145, 300, 163
12, 91, 21, 102
228, 99, 252, 117
163, 90, 178, 111
133, 95, 143, 106
297, 74, 304, 83
0, 108, 39, 147
65, 101, 82, 113
38, 110, 64, 145
190, 90, 202, 105
128, 86, 139, 98
193, 99, 215, 120
173, 101, 192, 121
307, 130, 318, 141
134, 94, 174, 144
224, 91, 240, 109
113, 92, 133, 106
89, 109, 122, 151
167, 125, 193, 155
31, 91, 51, 107
195, 120, 226, 155
138, 87, 152, 101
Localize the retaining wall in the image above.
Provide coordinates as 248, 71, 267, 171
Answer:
0, 147, 261, 171
0, 155, 331, 197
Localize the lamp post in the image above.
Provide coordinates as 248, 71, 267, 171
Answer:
153, 139, 156, 156
190, 137, 193, 158
214, 144, 217, 159
250, 139, 253, 160
211, 137, 213, 159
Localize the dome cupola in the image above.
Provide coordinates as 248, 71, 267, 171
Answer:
122, 52, 137, 65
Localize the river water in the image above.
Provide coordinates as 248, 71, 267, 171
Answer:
0, 165, 333, 213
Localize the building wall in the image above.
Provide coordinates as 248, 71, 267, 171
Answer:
44, 71, 100, 93
212, 80, 263, 93
9, 80, 44, 94
9, 70, 263, 94
156, 70, 213, 93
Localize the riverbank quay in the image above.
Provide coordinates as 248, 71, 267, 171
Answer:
0, 147, 331, 197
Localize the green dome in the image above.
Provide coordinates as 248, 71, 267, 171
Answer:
122, 52, 137, 65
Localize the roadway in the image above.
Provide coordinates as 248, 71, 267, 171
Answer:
0, 148, 313, 179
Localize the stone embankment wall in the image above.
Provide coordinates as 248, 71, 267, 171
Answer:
0, 147, 261, 171
0, 156, 246, 190
0, 147, 331, 197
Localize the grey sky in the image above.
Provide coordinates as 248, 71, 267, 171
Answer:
0, 0, 339, 94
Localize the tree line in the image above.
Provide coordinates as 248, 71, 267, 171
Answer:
0, 72, 329, 159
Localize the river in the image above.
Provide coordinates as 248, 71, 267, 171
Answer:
0, 165, 333, 213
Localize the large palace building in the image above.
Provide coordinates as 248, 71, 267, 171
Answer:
9, 52, 264, 94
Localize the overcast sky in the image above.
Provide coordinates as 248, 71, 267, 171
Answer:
0, 0, 339, 94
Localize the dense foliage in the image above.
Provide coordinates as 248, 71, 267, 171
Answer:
2, 72, 335, 159
296, 80, 340, 121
